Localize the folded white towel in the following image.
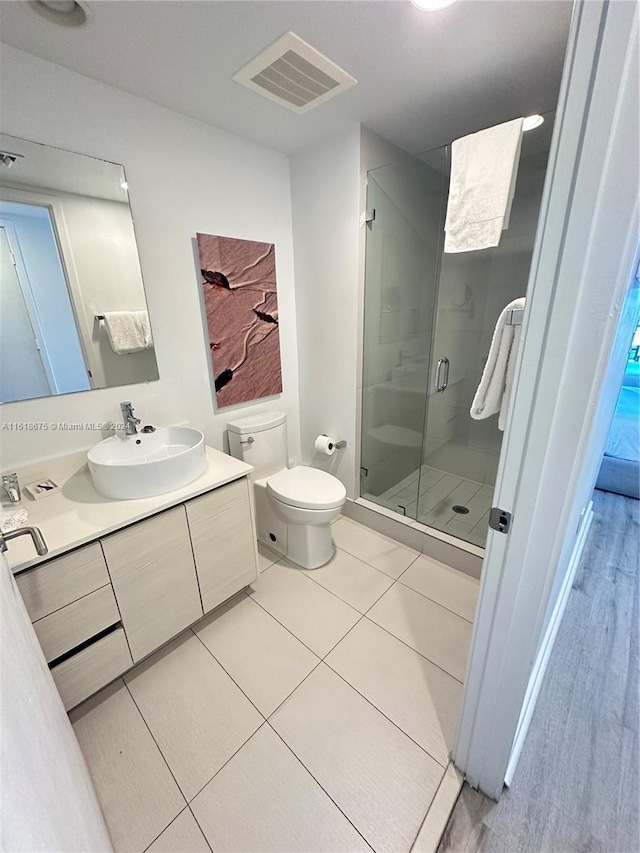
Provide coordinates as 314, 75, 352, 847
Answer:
0, 507, 28, 533
445, 118, 524, 253
471, 297, 525, 431
102, 311, 152, 355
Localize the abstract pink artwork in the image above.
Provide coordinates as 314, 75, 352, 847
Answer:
196, 233, 283, 408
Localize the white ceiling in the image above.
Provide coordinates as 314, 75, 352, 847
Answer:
0, 0, 572, 155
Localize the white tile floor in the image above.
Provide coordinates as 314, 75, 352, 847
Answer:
367, 465, 494, 548
70, 517, 479, 853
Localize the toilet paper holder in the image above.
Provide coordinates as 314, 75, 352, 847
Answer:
321, 435, 347, 450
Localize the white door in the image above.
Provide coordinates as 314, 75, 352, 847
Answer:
0, 223, 53, 402
454, 0, 639, 798
0, 546, 112, 851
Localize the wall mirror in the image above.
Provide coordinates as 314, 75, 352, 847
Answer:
0, 134, 159, 404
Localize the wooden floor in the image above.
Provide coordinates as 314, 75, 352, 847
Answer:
437, 489, 640, 853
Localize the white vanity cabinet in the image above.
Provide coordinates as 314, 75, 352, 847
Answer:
186, 478, 257, 614
13, 473, 258, 711
101, 506, 203, 663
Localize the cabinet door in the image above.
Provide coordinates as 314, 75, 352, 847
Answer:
186, 479, 258, 614
102, 507, 203, 662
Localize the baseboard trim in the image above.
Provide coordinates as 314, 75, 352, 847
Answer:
503, 502, 595, 787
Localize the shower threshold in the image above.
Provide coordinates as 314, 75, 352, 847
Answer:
361, 464, 493, 552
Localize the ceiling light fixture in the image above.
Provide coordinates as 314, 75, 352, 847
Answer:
411, 0, 458, 11
523, 114, 544, 132
29, 0, 88, 27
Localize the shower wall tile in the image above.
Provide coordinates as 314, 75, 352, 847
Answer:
424, 442, 488, 485
484, 452, 500, 486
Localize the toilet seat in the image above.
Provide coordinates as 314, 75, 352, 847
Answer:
267, 466, 346, 511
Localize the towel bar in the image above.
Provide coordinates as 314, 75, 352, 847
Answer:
506, 308, 524, 326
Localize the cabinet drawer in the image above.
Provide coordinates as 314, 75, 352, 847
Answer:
187, 477, 249, 514
34, 585, 121, 664
187, 482, 257, 614
51, 627, 132, 711
15, 543, 110, 623
102, 507, 203, 662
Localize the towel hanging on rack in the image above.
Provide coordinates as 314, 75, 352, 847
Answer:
470, 297, 525, 430
100, 311, 152, 355
445, 118, 524, 253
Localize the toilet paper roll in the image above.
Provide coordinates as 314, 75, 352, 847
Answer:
314, 435, 336, 456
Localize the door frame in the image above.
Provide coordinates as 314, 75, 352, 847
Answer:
454, 0, 639, 799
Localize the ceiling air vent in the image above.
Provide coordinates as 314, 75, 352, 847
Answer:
233, 32, 357, 114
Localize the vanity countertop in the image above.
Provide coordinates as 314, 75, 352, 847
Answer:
6, 446, 253, 574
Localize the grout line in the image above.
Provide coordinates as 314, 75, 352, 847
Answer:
362, 573, 468, 678
266, 721, 376, 853
332, 531, 422, 578
408, 761, 450, 853
245, 586, 331, 659
186, 721, 269, 805
294, 545, 396, 614
265, 658, 325, 720
252, 549, 466, 682
361, 612, 466, 686
321, 656, 449, 770
394, 578, 477, 625
122, 681, 189, 817
191, 629, 267, 720
187, 804, 214, 853
142, 805, 190, 852
317, 614, 366, 663
122, 634, 263, 813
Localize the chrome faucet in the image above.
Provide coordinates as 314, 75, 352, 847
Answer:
2, 473, 21, 505
0, 526, 48, 556
121, 401, 141, 436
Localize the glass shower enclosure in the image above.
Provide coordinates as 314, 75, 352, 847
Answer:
360, 115, 554, 548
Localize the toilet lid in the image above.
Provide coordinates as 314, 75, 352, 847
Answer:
267, 466, 346, 511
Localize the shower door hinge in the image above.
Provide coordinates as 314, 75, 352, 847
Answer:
360, 208, 376, 226
360, 466, 368, 478
489, 507, 512, 534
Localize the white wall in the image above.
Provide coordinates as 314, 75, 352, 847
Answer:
290, 128, 361, 496
49, 187, 157, 389
290, 125, 430, 501
0, 45, 300, 468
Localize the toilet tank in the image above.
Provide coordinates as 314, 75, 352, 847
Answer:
227, 411, 288, 479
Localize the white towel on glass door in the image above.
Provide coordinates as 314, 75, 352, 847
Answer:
444, 118, 524, 253
102, 311, 152, 355
471, 297, 525, 431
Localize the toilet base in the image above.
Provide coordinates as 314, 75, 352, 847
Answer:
286, 522, 334, 570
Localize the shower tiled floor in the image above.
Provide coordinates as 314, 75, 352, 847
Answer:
367, 465, 495, 548
70, 518, 479, 853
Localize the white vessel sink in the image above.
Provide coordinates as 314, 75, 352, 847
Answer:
88, 426, 208, 500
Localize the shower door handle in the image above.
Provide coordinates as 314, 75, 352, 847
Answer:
434, 357, 449, 393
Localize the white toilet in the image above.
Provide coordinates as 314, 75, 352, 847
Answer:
227, 412, 346, 569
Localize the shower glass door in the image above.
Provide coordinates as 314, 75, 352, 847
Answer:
360, 152, 446, 516
360, 114, 555, 548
